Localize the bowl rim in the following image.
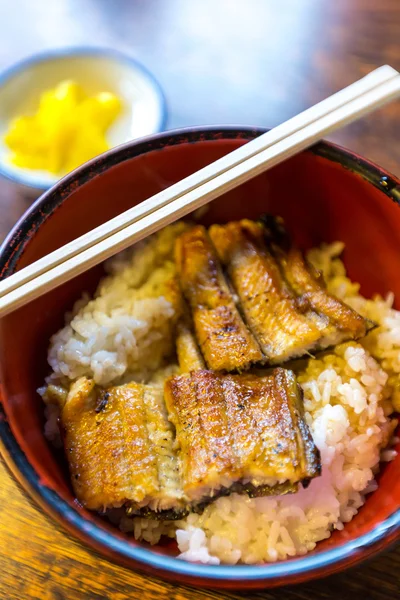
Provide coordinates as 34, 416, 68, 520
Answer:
0, 125, 399, 588
0, 46, 168, 191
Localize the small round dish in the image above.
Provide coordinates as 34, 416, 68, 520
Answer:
0, 47, 167, 194
0, 127, 399, 589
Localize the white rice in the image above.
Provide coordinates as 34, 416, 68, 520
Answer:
41, 229, 399, 565
45, 222, 187, 387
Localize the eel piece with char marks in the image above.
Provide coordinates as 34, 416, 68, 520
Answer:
60, 377, 185, 516
175, 225, 263, 372
176, 317, 205, 373
209, 219, 374, 364
164, 368, 320, 502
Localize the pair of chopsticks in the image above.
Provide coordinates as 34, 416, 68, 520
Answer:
1, 65, 400, 318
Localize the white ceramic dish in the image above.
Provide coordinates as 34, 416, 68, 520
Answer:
0, 48, 167, 193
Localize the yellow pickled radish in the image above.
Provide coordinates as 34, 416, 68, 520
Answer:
3, 80, 122, 175
78, 92, 122, 132
11, 152, 48, 170
62, 122, 110, 174
4, 116, 46, 154
54, 80, 84, 104
38, 80, 83, 119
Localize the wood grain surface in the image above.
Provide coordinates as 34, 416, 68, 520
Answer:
0, 1, 399, 598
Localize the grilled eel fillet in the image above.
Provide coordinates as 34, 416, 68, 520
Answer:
260, 215, 375, 337
175, 225, 263, 371
60, 377, 184, 516
164, 368, 320, 502
176, 318, 205, 373
208, 219, 374, 365
60, 369, 320, 518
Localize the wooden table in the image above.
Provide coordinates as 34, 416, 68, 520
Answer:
0, 1, 399, 598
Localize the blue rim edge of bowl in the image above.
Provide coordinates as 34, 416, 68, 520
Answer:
0, 125, 399, 586
0, 46, 168, 191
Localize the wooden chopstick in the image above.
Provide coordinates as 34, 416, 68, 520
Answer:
0, 65, 398, 302
1, 71, 399, 318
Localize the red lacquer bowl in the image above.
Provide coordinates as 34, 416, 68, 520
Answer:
0, 127, 399, 590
